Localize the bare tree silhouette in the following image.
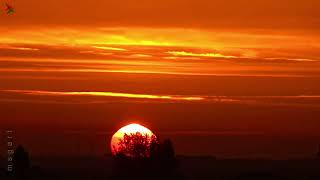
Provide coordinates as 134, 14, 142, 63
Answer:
115, 132, 157, 158
13, 145, 30, 177
112, 134, 182, 180
150, 136, 160, 158
161, 139, 175, 159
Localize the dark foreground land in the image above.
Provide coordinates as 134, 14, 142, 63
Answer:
1, 155, 320, 180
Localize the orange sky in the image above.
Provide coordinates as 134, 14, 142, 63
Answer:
1, 0, 320, 76
1, 0, 320, 158
0, 0, 319, 29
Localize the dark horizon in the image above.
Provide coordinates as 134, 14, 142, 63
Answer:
1, 128, 320, 159
1, 0, 320, 165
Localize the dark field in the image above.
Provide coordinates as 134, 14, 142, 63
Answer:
1, 155, 320, 180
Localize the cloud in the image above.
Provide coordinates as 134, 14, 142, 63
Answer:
4, 90, 204, 101
129, 54, 152, 58
264, 57, 318, 62
0, 67, 310, 78
0, 28, 318, 80
91, 46, 127, 51
167, 51, 237, 58
3, 90, 320, 107
0, 45, 39, 51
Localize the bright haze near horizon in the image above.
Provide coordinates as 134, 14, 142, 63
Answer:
0, 0, 320, 159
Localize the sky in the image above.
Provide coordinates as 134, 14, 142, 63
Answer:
1, 0, 320, 158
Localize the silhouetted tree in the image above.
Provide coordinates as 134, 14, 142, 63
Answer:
161, 139, 175, 159
150, 136, 160, 158
13, 145, 30, 178
116, 132, 157, 158
112, 135, 183, 180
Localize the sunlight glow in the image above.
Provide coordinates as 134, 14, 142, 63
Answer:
113, 123, 154, 138
111, 123, 155, 155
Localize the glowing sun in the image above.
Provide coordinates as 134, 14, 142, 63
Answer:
110, 123, 155, 156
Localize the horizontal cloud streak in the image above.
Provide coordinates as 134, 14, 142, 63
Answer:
91, 46, 127, 51
0, 45, 39, 51
0, 67, 310, 78
3, 90, 320, 107
4, 90, 204, 101
167, 51, 237, 58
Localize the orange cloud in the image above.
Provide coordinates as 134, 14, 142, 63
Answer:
3, 90, 320, 107
5, 90, 204, 101
0, 67, 309, 78
167, 51, 237, 58
264, 57, 318, 62
0, 45, 39, 51
129, 54, 152, 58
1, 27, 318, 51
91, 46, 127, 51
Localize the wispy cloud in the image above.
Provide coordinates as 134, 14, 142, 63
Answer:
167, 51, 237, 58
91, 46, 127, 51
0, 45, 39, 51
0, 67, 309, 78
4, 90, 204, 101
129, 54, 152, 58
3, 90, 320, 107
264, 57, 319, 62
